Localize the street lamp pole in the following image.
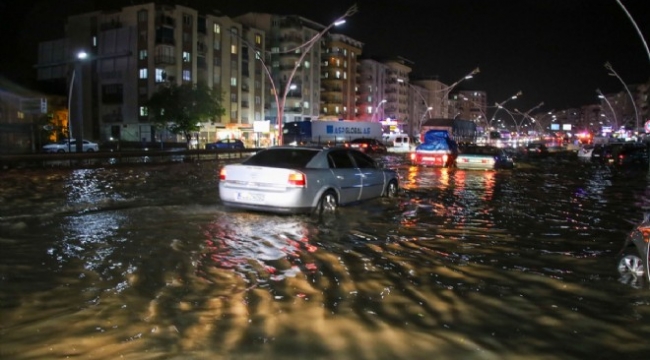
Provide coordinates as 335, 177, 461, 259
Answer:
275, 4, 357, 144
490, 90, 522, 128
67, 51, 88, 153
604, 61, 639, 132
372, 99, 387, 122
596, 88, 619, 130
513, 102, 544, 144
438, 67, 479, 118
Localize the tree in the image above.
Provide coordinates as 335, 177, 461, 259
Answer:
146, 83, 225, 147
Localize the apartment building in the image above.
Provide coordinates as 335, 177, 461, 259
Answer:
37, 2, 266, 146
411, 77, 451, 119
320, 33, 363, 120
236, 13, 325, 125
384, 58, 412, 123
450, 90, 488, 125
357, 58, 390, 122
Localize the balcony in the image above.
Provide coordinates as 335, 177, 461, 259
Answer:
154, 55, 176, 65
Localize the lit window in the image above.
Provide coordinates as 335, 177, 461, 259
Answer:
304, 101, 309, 109
183, 52, 191, 62
304, 61, 310, 69
335, 106, 340, 113
183, 70, 191, 81
255, 34, 262, 45
139, 106, 148, 116
155, 68, 165, 82
139, 50, 148, 60
139, 68, 148, 79
230, 77, 237, 86
214, 23, 221, 34
230, 44, 237, 54
335, 71, 341, 79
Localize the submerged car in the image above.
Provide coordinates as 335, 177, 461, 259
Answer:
524, 142, 549, 158
218, 146, 399, 214
42, 139, 99, 153
345, 138, 387, 154
410, 130, 459, 167
455, 145, 515, 170
617, 213, 650, 288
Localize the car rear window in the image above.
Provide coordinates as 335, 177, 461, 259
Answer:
243, 148, 319, 168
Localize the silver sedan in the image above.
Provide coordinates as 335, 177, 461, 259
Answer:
219, 146, 400, 214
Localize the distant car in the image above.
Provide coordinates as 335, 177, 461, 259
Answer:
42, 139, 99, 153
613, 144, 649, 166
577, 144, 595, 159
345, 138, 387, 154
219, 146, 399, 215
455, 145, 515, 170
206, 139, 245, 150
524, 142, 549, 158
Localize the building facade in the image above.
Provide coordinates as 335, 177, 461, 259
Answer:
321, 33, 363, 120
37, 2, 267, 147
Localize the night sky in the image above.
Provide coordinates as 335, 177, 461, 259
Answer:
1, 0, 649, 113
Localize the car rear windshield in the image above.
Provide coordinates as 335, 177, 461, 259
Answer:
243, 148, 319, 168
462, 146, 499, 155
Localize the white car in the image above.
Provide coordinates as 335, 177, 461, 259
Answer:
219, 146, 399, 215
42, 139, 99, 153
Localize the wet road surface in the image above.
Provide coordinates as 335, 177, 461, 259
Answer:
1, 155, 649, 359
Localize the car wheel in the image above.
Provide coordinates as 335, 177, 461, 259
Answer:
618, 253, 645, 277
315, 190, 337, 215
384, 180, 399, 198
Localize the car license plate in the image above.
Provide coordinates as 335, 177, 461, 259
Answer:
235, 192, 265, 203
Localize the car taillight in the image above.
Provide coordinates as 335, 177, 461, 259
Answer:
361, 143, 368, 148
219, 168, 226, 181
288, 172, 306, 187
410, 153, 416, 161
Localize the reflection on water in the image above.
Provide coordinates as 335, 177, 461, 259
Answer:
1, 159, 649, 359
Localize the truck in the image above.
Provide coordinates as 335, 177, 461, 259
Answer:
419, 118, 477, 144
283, 120, 383, 145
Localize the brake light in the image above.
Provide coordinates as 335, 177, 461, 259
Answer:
219, 168, 226, 181
288, 172, 306, 187
361, 143, 368, 148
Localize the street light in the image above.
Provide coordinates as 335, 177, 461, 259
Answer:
68, 50, 88, 153
513, 102, 544, 144
438, 67, 480, 118
596, 88, 619, 130
604, 61, 639, 132
489, 90, 522, 128
372, 99, 387, 122
275, 4, 357, 144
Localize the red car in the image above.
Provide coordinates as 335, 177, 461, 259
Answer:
410, 130, 458, 167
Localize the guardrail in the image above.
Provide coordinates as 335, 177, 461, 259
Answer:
0, 148, 260, 170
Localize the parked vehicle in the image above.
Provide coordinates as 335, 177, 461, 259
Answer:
345, 138, 387, 154
617, 213, 650, 289
42, 139, 99, 153
524, 142, 549, 158
410, 129, 459, 167
219, 146, 399, 215
206, 139, 245, 150
282, 120, 383, 145
455, 145, 515, 170
382, 133, 413, 152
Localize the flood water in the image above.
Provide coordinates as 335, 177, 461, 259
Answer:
1, 155, 649, 360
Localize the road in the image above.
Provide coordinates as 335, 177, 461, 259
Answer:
0, 154, 649, 359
